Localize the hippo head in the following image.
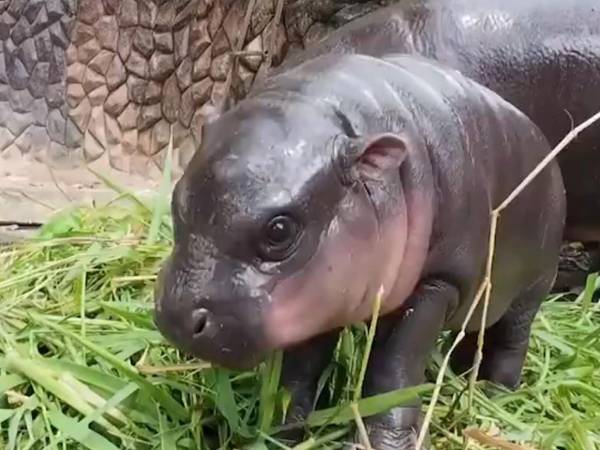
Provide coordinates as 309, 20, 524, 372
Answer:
154, 88, 415, 370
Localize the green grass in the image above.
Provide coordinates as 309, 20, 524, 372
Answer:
0, 192, 599, 450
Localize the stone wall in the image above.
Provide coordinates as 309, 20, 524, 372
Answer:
0, 0, 395, 180
0, 1, 77, 169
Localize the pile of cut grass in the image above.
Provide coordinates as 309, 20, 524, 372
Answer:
0, 190, 599, 450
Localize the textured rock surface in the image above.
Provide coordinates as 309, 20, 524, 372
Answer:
0, 0, 391, 184
0, 0, 75, 160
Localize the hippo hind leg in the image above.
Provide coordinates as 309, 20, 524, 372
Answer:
450, 274, 553, 389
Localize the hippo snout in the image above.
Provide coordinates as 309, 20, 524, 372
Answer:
153, 261, 270, 371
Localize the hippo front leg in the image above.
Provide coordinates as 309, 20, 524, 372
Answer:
361, 279, 459, 450
277, 330, 341, 444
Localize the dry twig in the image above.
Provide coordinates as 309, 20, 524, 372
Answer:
463, 427, 537, 450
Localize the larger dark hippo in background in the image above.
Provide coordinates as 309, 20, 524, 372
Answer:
154, 52, 567, 449
274, 0, 600, 246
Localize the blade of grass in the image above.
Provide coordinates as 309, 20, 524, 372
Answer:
214, 370, 253, 438
0, 374, 27, 393
147, 125, 174, 245
307, 383, 434, 427
29, 314, 188, 421
0, 409, 15, 424
85, 167, 151, 213
5, 351, 115, 431
258, 351, 283, 433
353, 286, 383, 402
45, 408, 121, 450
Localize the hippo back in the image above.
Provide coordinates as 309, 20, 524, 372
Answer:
270, 0, 600, 238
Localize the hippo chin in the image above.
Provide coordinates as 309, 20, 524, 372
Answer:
154, 52, 566, 448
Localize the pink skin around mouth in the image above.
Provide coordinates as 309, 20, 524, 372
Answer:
263, 190, 433, 350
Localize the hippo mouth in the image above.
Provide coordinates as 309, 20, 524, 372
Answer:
153, 266, 272, 371
154, 305, 271, 371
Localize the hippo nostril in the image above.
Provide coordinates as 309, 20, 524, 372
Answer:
192, 308, 209, 337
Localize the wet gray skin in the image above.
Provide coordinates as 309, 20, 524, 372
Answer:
154, 53, 566, 448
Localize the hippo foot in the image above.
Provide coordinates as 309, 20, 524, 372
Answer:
554, 241, 600, 293
271, 416, 303, 445
362, 425, 419, 450
450, 329, 529, 394
356, 407, 430, 450
451, 274, 553, 395
478, 342, 528, 390
273, 409, 311, 447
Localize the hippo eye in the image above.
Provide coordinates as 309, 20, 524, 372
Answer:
266, 216, 294, 244
259, 214, 301, 261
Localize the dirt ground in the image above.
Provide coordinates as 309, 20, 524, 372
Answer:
0, 152, 167, 240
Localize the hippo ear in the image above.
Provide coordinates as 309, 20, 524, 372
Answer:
346, 132, 409, 181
